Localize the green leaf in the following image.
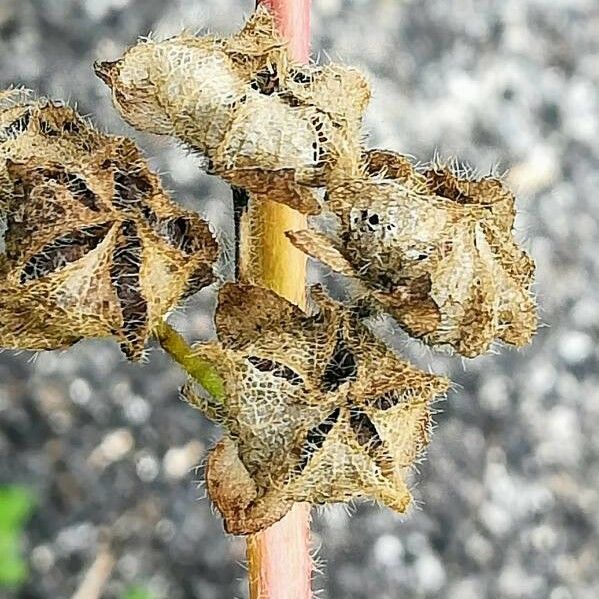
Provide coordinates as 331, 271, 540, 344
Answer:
121, 586, 155, 599
0, 555, 28, 587
0, 486, 36, 588
0, 532, 28, 587
0, 486, 35, 532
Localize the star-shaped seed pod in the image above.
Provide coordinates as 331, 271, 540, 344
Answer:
94, 7, 370, 215
0, 105, 218, 359
423, 163, 537, 349
0, 95, 104, 213
288, 150, 537, 357
183, 283, 449, 534
183, 284, 344, 490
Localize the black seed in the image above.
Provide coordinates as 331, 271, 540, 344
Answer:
377, 273, 397, 292
321, 330, 357, 391
280, 92, 301, 107
142, 209, 203, 256
1, 110, 30, 139
62, 119, 80, 134
110, 221, 147, 356
349, 408, 382, 451
297, 408, 341, 472
291, 69, 311, 84
40, 120, 59, 137
65, 173, 101, 211
20, 222, 112, 283
251, 67, 280, 95
309, 310, 326, 325
309, 117, 328, 167
113, 170, 153, 210
43, 168, 101, 212
182, 264, 214, 299
232, 186, 250, 281
137, 204, 153, 223
160, 217, 195, 254
247, 356, 303, 386
373, 391, 398, 410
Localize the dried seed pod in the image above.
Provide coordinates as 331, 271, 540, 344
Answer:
184, 283, 448, 534
288, 150, 537, 357
221, 5, 288, 77
423, 163, 537, 349
95, 7, 370, 214
0, 96, 102, 213
0, 101, 218, 359
213, 282, 342, 385
205, 437, 294, 535
183, 283, 344, 493
185, 341, 340, 492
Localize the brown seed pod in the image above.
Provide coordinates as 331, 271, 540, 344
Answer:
95, 7, 370, 214
288, 150, 537, 357
0, 96, 103, 213
184, 283, 448, 534
0, 100, 218, 359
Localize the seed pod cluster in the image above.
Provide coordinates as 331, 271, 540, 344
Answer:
288, 150, 537, 357
0, 98, 218, 359
184, 284, 449, 534
0, 6, 538, 534
90, 8, 538, 530
96, 10, 537, 359
95, 7, 370, 215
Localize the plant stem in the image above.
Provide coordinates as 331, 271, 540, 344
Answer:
247, 504, 312, 599
154, 320, 225, 401
243, 1, 313, 598
259, 0, 311, 64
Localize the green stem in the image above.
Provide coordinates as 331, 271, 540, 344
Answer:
154, 320, 225, 401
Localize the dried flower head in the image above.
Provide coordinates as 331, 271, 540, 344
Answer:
94, 7, 370, 214
288, 150, 537, 357
184, 283, 448, 534
0, 97, 103, 213
0, 98, 218, 359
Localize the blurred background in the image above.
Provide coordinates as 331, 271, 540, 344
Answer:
1, 0, 598, 597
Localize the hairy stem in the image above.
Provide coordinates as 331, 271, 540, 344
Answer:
243, 1, 313, 598
154, 320, 225, 401
247, 504, 312, 599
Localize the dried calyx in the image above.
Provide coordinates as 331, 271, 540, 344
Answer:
91, 8, 537, 530
0, 6, 538, 535
183, 283, 449, 534
94, 7, 370, 215
96, 10, 537, 358
0, 98, 218, 359
288, 150, 537, 357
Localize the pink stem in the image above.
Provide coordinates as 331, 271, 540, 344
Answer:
246, 2, 313, 598
246, 503, 312, 599
259, 0, 311, 63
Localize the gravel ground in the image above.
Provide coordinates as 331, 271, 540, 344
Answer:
1, 1, 598, 598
